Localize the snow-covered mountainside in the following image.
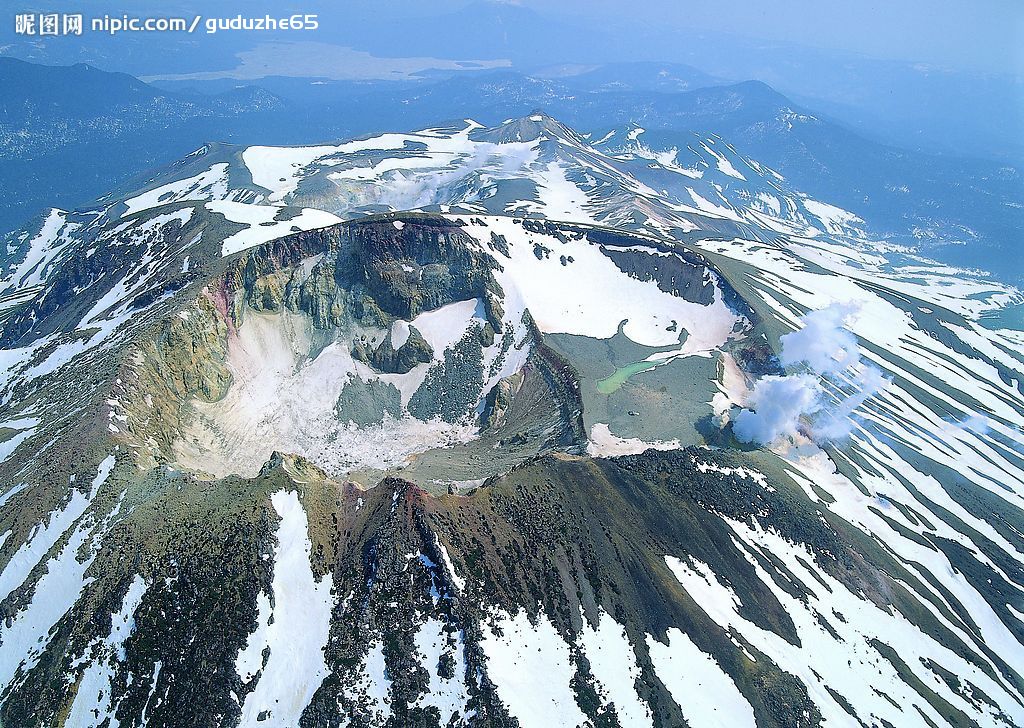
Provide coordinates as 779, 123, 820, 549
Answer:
0, 114, 1022, 728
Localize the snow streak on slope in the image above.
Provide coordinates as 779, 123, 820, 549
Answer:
0, 481, 92, 603
207, 200, 341, 256
668, 517, 1024, 728
577, 609, 652, 727
123, 163, 230, 218
646, 627, 755, 728
1, 208, 77, 291
237, 490, 333, 727
0, 453, 115, 696
0, 511, 99, 691
65, 575, 148, 728
480, 609, 587, 728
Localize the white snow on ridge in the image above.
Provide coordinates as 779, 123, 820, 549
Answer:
390, 319, 411, 349
480, 609, 587, 728
410, 299, 482, 357
242, 120, 613, 220
207, 201, 341, 256
754, 192, 782, 216
244, 144, 348, 201
577, 609, 652, 727
237, 490, 333, 728
122, 163, 229, 218
139, 117, 876, 264
692, 458, 771, 490
330, 134, 538, 212
244, 132, 434, 202
647, 627, 755, 728
231, 117, 830, 247
629, 143, 704, 179
66, 575, 148, 728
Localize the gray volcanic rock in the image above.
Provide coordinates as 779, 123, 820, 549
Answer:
336, 377, 403, 426
353, 324, 434, 375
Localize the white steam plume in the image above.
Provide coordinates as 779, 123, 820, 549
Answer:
732, 374, 822, 444
732, 302, 889, 445
778, 303, 860, 373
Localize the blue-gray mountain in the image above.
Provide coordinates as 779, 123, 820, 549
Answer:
3, 59, 1021, 283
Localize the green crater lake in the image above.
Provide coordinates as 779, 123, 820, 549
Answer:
597, 359, 663, 394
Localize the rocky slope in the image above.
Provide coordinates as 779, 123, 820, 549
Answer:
0, 114, 1022, 727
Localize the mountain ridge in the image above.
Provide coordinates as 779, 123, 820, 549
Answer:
0, 112, 1021, 727
2, 58, 1019, 282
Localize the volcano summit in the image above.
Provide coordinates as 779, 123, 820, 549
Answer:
0, 115, 1022, 728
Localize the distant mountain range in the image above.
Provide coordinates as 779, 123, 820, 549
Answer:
1, 57, 1021, 282
0, 57, 285, 240
3, 0, 1018, 161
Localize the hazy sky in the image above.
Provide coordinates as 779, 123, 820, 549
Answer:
571, 0, 1023, 75
360, 0, 1024, 76
5, 0, 1019, 76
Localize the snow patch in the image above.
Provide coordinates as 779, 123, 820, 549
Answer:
208, 200, 341, 256
586, 423, 680, 457
480, 609, 587, 728
237, 490, 333, 727
577, 609, 651, 726
66, 575, 148, 728
647, 627, 756, 727
122, 164, 228, 217
412, 619, 468, 723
